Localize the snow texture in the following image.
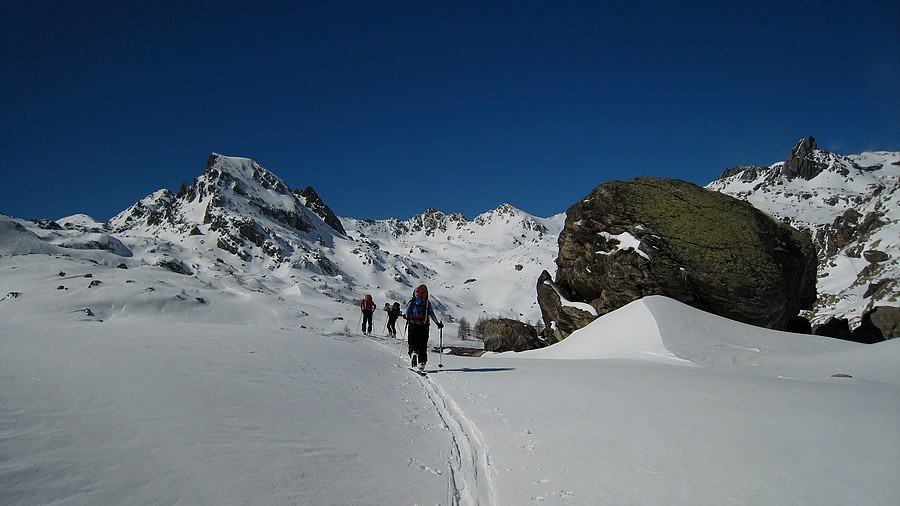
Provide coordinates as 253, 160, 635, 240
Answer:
1, 248, 897, 505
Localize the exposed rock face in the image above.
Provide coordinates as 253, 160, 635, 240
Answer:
551, 177, 817, 331
108, 154, 346, 269
708, 139, 899, 328
298, 186, 346, 235
536, 270, 597, 343
850, 306, 900, 343
814, 317, 852, 341
781, 136, 826, 180
483, 318, 543, 352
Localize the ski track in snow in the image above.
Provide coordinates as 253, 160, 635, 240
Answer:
370, 335, 497, 505
416, 373, 497, 506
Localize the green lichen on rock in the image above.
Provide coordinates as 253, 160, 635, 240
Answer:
553, 177, 817, 330
615, 178, 784, 283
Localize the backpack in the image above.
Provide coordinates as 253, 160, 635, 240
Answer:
407, 285, 429, 324
361, 294, 375, 312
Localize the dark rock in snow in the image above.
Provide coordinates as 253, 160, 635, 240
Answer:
299, 186, 346, 235
782, 136, 826, 180
483, 318, 544, 352
536, 270, 597, 343
851, 306, 900, 343
550, 177, 817, 332
814, 317, 852, 340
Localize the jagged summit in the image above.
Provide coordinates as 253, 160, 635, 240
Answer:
708, 138, 899, 324
782, 136, 821, 180
2, 143, 895, 334
0, 152, 564, 327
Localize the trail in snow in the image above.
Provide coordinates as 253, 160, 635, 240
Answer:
414, 371, 497, 506
370, 335, 497, 505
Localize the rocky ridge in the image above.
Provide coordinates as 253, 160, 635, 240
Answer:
707, 137, 899, 327
3, 153, 563, 333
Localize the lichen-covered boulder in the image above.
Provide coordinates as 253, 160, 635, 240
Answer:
553, 177, 817, 330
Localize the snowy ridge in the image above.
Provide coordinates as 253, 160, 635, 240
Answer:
708, 146, 900, 324
0, 154, 563, 337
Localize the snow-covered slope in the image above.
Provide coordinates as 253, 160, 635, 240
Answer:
708, 142, 899, 325
3, 150, 898, 505
2, 253, 896, 505
2, 154, 562, 337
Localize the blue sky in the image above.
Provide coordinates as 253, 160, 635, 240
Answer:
2, 1, 898, 222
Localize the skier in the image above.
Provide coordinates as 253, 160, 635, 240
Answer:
360, 294, 375, 335
386, 301, 401, 338
403, 284, 443, 371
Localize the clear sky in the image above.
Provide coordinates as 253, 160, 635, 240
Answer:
2, 1, 898, 222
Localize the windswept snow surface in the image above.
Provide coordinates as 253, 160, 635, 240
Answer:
2, 256, 898, 504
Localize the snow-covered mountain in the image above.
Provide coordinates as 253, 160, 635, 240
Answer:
1, 153, 563, 333
2, 148, 898, 504
5, 142, 897, 333
707, 137, 899, 326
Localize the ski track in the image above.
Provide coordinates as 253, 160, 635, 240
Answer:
369, 335, 497, 505
417, 373, 497, 506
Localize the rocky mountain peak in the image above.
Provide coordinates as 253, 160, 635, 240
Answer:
708, 140, 899, 328
297, 186, 346, 236
782, 136, 821, 180
108, 154, 349, 270
407, 208, 468, 235
473, 204, 549, 234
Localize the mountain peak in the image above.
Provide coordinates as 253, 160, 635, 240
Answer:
781, 136, 823, 180
707, 141, 900, 325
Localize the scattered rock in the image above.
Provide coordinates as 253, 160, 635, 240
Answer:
483, 318, 544, 352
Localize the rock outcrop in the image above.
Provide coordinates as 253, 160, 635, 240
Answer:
781, 136, 826, 180
850, 306, 900, 343
548, 177, 817, 332
483, 318, 544, 352
708, 139, 899, 329
298, 186, 346, 235
536, 270, 597, 343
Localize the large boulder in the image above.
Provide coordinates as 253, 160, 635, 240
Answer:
483, 318, 544, 353
550, 177, 817, 331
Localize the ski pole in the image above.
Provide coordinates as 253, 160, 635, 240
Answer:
438, 326, 444, 369
357, 312, 363, 334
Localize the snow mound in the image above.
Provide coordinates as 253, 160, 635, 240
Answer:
508, 296, 900, 375
510, 296, 689, 363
